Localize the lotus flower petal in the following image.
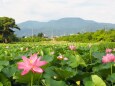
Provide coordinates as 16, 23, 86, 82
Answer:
36, 60, 47, 67
22, 56, 29, 64
33, 67, 43, 73
17, 62, 27, 69
30, 54, 38, 63
21, 69, 30, 75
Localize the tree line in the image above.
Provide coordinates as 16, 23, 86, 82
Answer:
55, 29, 115, 42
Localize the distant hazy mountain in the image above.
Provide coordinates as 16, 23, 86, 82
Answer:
15, 17, 115, 37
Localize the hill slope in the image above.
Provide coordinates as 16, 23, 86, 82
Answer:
15, 17, 115, 37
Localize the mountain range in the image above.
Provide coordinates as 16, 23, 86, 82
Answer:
15, 17, 115, 37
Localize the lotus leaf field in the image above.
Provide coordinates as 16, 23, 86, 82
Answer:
0, 42, 115, 86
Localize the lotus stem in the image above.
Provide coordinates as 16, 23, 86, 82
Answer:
111, 64, 113, 86
31, 73, 33, 86
90, 48, 92, 64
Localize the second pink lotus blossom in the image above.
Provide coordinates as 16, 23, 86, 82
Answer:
102, 53, 115, 63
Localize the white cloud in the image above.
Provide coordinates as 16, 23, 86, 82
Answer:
0, 0, 115, 23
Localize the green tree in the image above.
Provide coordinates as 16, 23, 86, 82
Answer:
0, 17, 20, 43
37, 32, 44, 38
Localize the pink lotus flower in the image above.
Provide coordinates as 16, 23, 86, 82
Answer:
102, 54, 115, 63
17, 54, 47, 75
106, 48, 112, 53
68, 45, 76, 50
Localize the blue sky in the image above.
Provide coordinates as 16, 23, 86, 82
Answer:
0, 0, 115, 23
